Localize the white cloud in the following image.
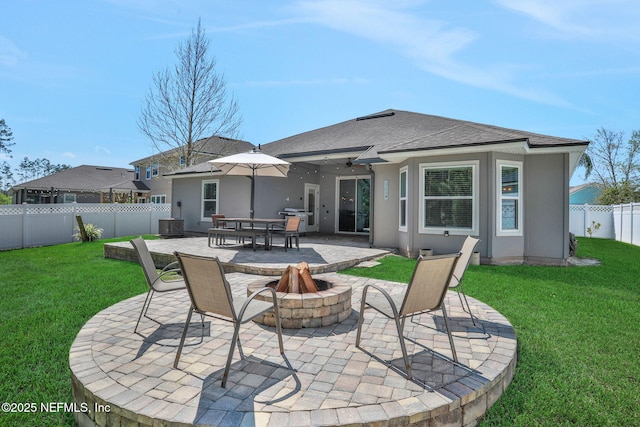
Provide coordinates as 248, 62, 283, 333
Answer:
63, 152, 76, 159
290, 0, 572, 107
0, 35, 27, 67
494, 0, 640, 41
94, 146, 112, 155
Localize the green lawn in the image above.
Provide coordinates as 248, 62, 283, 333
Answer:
342, 238, 640, 426
0, 237, 638, 426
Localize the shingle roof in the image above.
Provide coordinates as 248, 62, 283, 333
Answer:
12, 165, 148, 192
261, 109, 588, 162
131, 136, 254, 165
162, 138, 257, 178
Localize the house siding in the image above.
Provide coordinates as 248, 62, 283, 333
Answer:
523, 153, 570, 264
372, 152, 571, 265
171, 175, 251, 232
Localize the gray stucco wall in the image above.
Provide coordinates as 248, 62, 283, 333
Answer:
523, 153, 570, 263
170, 151, 571, 264
371, 151, 570, 264
171, 174, 251, 233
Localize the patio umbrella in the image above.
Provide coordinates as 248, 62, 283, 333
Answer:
208, 148, 290, 218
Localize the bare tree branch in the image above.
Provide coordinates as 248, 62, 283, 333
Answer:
137, 19, 242, 168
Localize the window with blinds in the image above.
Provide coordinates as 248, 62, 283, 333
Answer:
420, 161, 478, 234
497, 160, 523, 236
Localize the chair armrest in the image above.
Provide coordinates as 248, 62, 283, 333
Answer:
159, 261, 182, 279
161, 261, 179, 272
360, 283, 401, 319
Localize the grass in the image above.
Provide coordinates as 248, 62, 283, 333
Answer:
341, 238, 640, 426
0, 236, 153, 426
0, 237, 638, 426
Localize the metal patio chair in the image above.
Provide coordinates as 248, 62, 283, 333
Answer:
272, 216, 301, 251
448, 236, 480, 325
130, 236, 186, 333
356, 253, 461, 380
173, 251, 285, 388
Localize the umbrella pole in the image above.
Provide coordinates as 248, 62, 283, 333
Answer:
250, 173, 255, 219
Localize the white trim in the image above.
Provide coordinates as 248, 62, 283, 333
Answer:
201, 179, 219, 221
151, 194, 167, 204
496, 160, 523, 236
304, 183, 320, 233
399, 166, 408, 232
419, 160, 479, 236
335, 175, 371, 234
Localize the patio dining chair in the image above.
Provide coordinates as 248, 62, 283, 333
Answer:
173, 251, 285, 388
271, 216, 301, 251
356, 253, 461, 380
130, 237, 186, 333
448, 236, 480, 325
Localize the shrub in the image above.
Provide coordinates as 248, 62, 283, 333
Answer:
72, 223, 103, 241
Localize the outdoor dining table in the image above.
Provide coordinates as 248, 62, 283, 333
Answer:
222, 217, 286, 250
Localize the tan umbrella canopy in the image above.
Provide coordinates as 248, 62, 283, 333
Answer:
209, 148, 290, 218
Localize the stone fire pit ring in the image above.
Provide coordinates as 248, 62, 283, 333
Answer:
247, 277, 352, 329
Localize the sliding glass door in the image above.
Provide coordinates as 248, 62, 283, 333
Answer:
337, 176, 370, 233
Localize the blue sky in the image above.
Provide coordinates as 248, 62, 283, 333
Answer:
2, 0, 639, 185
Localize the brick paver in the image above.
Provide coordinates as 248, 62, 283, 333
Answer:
71, 238, 517, 427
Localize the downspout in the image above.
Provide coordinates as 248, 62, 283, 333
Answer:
368, 164, 375, 248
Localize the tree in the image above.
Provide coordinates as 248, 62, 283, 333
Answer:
16, 157, 71, 182
0, 119, 15, 155
584, 128, 640, 203
585, 128, 640, 186
596, 180, 640, 205
0, 161, 14, 192
138, 19, 242, 168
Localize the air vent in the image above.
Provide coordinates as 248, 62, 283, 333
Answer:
356, 112, 395, 121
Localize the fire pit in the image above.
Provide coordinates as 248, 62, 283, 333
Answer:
247, 263, 352, 328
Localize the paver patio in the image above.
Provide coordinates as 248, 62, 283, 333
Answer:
71, 237, 517, 426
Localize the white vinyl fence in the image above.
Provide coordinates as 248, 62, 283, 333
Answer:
570, 203, 640, 246
0, 203, 171, 250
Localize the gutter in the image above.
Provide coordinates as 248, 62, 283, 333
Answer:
368, 164, 375, 248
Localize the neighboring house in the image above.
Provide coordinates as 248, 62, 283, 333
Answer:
570, 183, 602, 204
10, 165, 147, 204
170, 109, 589, 265
131, 136, 253, 204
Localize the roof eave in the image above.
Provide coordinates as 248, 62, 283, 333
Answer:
277, 146, 372, 164
378, 139, 588, 163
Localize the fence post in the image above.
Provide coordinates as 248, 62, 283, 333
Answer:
114, 204, 120, 238
149, 204, 153, 234
583, 203, 589, 236
22, 203, 28, 249
632, 203, 635, 244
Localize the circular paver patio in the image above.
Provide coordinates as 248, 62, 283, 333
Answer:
69, 272, 517, 427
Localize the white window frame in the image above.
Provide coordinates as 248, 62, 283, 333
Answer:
399, 166, 408, 232
151, 194, 166, 204
179, 156, 186, 169
63, 193, 77, 203
496, 160, 523, 236
145, 164, 151, 180
134, 165, 140, 181
152, 161, 159, 177
201, 179, 219, 221
419, 160, 479, 235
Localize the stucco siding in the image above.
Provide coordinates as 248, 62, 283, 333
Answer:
524, 153, 569, 263
489, 153, 525, 262
371, 163, 400, 249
